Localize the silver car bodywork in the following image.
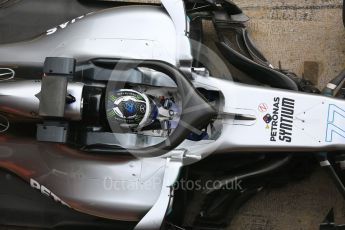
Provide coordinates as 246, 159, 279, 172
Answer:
0, 1, 344, 230
0, 2, 189, 229
0, 4, 191, 68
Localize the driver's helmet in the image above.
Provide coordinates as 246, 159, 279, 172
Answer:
110, 89, 158, 129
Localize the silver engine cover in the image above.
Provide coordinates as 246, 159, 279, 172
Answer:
0, 5, 183, 67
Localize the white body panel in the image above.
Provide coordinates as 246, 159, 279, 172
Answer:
180, 75, 345, 161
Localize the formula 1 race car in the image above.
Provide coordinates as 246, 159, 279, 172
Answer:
0, 0, 344, 229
